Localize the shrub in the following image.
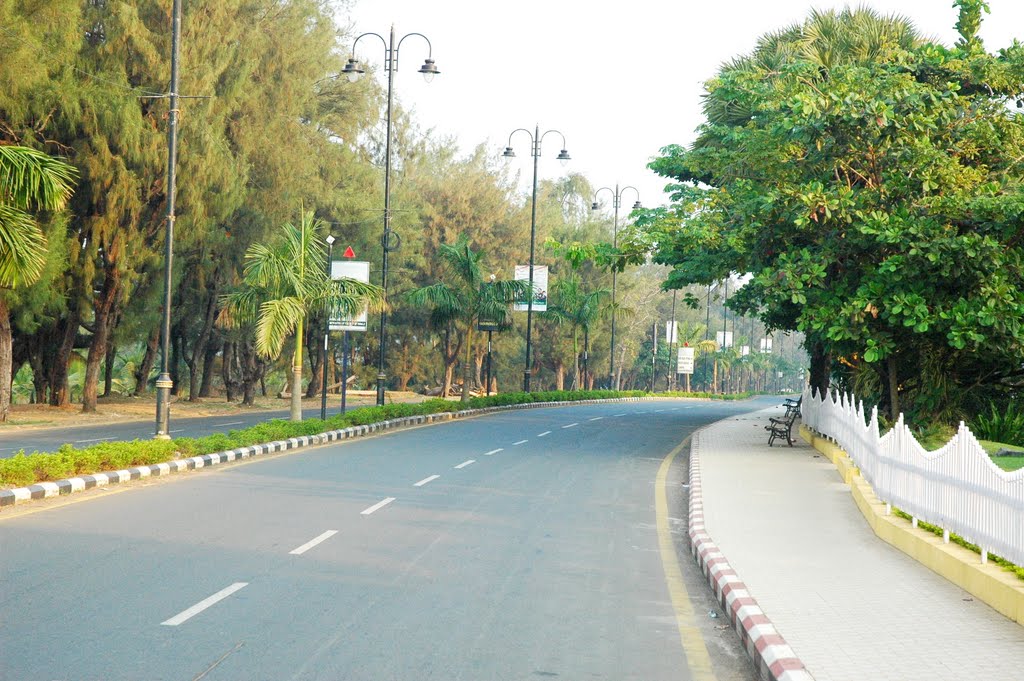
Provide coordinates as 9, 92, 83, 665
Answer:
970, 402, 1024, 446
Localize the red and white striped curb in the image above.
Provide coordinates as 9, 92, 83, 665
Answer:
688, 430, 814, 681
0, 396, 658, 508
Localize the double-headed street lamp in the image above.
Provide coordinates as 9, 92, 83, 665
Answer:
590, 184, 641, 391
344, 26, 439, 406
502, 126, 571, 393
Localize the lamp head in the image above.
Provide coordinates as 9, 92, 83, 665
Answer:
632, 200, 643, 210
418, 58, 440, 83
502, 146, 516, 159
556, 148, 571, 167
342, 58, 364, 82
590, 201, 599, 211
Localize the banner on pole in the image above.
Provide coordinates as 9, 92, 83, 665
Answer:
329, 260, 370, 332
677, 346, 695, 374
760, 338, 773, 353
666, 321, 678, 344
513, 265, 548, 312
716, 331, 733, 348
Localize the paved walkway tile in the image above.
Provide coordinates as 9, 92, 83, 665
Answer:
697, 407, 1024, 681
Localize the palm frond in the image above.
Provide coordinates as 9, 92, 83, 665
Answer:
255, 296, 306, 359
0, 205, 47, 287
0, 145, 77, 211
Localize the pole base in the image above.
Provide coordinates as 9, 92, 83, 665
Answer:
522, 370, 531, 393
376, 374, 386, 406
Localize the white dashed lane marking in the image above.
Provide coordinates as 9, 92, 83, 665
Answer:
289, 530, 338, 555
562, 423, 578, 429
454, 459, 475, 469
414, 475, 440, 487
484, 448, 503, 456
161, 583, 249, 626
361, 498, 396, 515
537, 431, 551, 437
513, 440, 528, 445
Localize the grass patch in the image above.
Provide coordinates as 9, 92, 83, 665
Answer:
892, 509, 1024, 582
0, 389, 651, 488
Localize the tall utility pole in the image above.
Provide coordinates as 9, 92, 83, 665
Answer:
154, 0, 182, 439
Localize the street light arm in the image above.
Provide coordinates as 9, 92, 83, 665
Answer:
539, 128, 567, 149
618, 185, 641, 203
592, 186, 615, 209
506, 127, 535, 149
350, 31, 388, 57
396, 31, 436, 57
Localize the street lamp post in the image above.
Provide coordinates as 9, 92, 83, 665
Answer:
154, 0, 182, 439
502, 126, 570, 393
320, 235, 335, 420
590, 184, 641, 391
343, 25, 439, 406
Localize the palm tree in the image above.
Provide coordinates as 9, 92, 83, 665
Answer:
219, 211, 383, 420
408, 235, 531, 402
0, 145, 77, 421
545, 274, 610, 390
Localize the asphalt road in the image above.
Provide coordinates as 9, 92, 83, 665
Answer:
0, 398, 769, 681
0, 404, 369, 458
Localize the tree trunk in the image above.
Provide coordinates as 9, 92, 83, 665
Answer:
0, 296, 12, 421
808, 339, 831, 400
290, 318, 303, 420
198, 339, 220, 397
188, 280, 220, 401
103, 341, 116, 397
170, 324, 183, 397
82, 265, 120, 413
134, 329, 158, 396
555, 361, 565, 391
49, 304, 81, 407
887, 354, 900, 422
222, 341, 236, 402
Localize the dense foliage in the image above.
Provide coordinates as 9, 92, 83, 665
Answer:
634, 2, 1024, 425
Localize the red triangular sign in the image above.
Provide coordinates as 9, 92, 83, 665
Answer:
343, 246, 355, 258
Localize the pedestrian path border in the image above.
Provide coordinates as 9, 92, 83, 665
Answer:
800, 424, 1024, 626
687, 426, 815, 681
0, 397, 657, 509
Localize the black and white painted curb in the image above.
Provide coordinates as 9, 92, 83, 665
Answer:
688, 428, 814, 681
0, 397, 656, 508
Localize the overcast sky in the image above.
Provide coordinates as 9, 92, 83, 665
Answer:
337, 0, 1024, 208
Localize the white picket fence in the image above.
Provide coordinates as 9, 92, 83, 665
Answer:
801, 385, 1024, 567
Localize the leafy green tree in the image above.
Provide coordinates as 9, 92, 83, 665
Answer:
0, 146, 76, 420
408, 234, 531, 402
544, 274, 610, 390
637, 2, 1024, 422
220, 211, 383, 420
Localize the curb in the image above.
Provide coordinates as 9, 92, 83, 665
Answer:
0, 396, 657, 509
800, 424, 1024, 626
688, 427, 815, 681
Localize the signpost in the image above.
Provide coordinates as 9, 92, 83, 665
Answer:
331, 253, 369, 413
677, 346, 695, 374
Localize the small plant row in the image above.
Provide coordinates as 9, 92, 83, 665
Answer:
0, 390, 662, 488
892, 508, 1024, 583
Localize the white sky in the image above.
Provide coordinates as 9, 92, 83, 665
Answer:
338, 0, 1024, 208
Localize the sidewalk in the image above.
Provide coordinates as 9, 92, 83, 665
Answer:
693, 407, 1024, 681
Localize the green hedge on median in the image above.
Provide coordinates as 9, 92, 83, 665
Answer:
0, 390, 658, 488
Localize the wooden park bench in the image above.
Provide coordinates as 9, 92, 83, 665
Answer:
766, 409, 799, 447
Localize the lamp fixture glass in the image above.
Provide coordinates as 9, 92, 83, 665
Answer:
342, 58, 364, 82
418, 58, 440, 83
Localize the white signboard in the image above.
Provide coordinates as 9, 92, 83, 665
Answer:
677, 346, 695, 374
741, 345, 750, 357
760, 338, 773, 353
330, 260, 370, 332
716, 331, 733, 348
513, 265, 548, 312
665, 321, 678, 344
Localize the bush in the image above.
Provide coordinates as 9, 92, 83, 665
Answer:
970, 402, 1024, 446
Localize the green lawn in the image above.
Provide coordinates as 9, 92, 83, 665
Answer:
979, 440, 1024, 472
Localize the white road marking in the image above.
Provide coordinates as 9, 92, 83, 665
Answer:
588, 417, 603, 421
615, 413, 627, 417
454, 459, 475, 469
671, 408, 679, 411
483, 448, 503, 456
214, 421, 245, 427
562, 422, 578, 429
513, 439, 528, 445
537, 431, 551, 437
361, 497, 396, 515
655, 409, 665, 413
289, 530, 338, 555
74, 437, 115, 444
161, 582, 248, 626
169, 429, 185, 434
414, 475, 440, 487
